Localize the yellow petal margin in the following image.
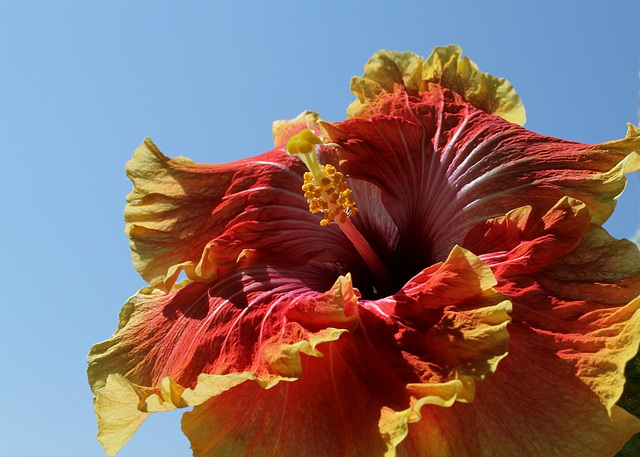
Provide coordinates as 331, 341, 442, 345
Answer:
377, 246, 512, 456
124, 140, 210, 291
348, 45, 526, 125
88, 274, 357, 456
91, 322, 349, 457
379, 378, 475, 457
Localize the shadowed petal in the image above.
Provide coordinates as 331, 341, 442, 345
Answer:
399, 348, 640, 457
181, 339, 388, 457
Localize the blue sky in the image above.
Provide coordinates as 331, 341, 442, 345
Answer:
2, 1, 639, 456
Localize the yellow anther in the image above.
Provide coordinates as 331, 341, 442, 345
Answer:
286, 129, 324, 177
299, 162, 358, 226
298, 128, 323, 145
285, 129, 322, 156
286, 130, 358, 227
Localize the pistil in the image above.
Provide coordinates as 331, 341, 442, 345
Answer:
286, 129, 392, 286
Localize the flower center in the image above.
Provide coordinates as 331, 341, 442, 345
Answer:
286, 129, 392, 290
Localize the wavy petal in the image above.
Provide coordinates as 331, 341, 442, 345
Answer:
366, 247, 511, 454
125, 138, 359, 291
348, 45, 525, 125
399, 351, 640, 457
490, 213, 640, 414
388, 197, 640, 456
181, 338, 387, 457
88, 265, 358, 455
179, 246, 510, 456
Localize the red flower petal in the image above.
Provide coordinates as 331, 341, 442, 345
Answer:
386, 197, 640, 456
477, 198, 640, 410
179, 246, 510, 456
90, 46, 640, 457
125, 139, 359, 291
348, 46, 526, 125
323, 90, 640, 268
401, 349, 640, 457
88, 265, 359, 454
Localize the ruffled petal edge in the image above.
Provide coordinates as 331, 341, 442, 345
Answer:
348, 45, 526, 125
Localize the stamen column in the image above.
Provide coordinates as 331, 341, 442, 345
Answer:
286, 129, 392, 287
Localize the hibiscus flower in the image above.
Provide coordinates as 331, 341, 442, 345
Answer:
88, 45, 640, 456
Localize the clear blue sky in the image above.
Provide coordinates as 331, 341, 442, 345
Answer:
2, 1, 639, 456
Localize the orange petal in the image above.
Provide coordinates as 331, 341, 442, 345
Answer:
399, 198, 640, 455
400, 350, 640, 457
